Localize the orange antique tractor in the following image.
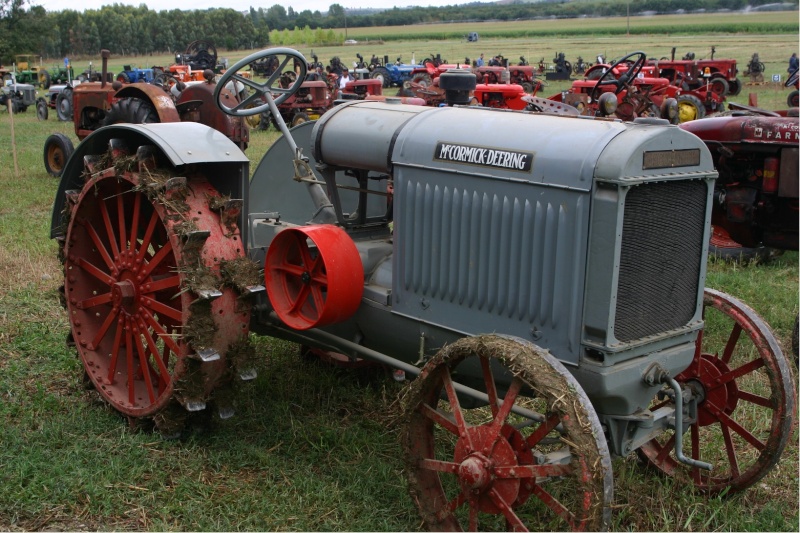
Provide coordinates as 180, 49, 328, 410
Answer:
49, 48, 795, 531
43, 50, 248, 177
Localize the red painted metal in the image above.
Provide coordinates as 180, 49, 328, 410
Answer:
265, 225, 364, 330
65, 167, 247, 417
638, 288, 796, 494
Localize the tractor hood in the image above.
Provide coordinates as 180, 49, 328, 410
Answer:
680, 114, 800, 146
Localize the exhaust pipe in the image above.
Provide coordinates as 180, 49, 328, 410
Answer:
100, 49, 110, 89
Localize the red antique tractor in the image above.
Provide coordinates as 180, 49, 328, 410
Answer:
680, 106, 799, 259
42, 50, 248, 177
48, 48, 795, 531
649, 47, 741, 97
553, 51, 725, 123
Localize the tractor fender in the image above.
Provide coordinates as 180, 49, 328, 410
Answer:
50, 122, 248, 239
114, 83, 181, 123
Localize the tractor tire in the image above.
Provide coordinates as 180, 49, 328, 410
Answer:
39, 70, 51, 89
117, 71, 131, 83
56, 87, 73, 122
676, 94, 706, 123
709, 77, 729, 97
43, 133, 74, 177
728, 78, 742, 96
291, 111, 311, 127
36, 97, 48, 121
708, 225, 771, 263
102, 97, 159, 126
788, 90, 799, 108
370, 66, 391, 88
411, 72, 433, 88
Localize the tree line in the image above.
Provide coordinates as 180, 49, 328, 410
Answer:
1, 0, 796, 63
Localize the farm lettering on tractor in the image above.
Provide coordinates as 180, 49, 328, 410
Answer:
435, 142, 534, 172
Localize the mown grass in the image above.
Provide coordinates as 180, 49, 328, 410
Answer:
1, 25, 798, 531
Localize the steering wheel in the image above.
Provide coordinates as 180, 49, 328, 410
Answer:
214, 48, 307, 117
589, 51, 646, 102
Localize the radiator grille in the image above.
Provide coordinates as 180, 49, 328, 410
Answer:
614, 180, 707, 342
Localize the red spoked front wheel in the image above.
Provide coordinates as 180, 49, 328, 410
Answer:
638, 288, 796, 493
402, 335, 613, 531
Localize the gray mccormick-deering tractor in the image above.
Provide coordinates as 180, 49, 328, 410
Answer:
50, 48, 795, 531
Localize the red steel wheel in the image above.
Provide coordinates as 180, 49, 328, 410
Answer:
63, 143, 248, 419
265, 225, 363, 330
402, 335, 613, 532
638, 288, 796, 494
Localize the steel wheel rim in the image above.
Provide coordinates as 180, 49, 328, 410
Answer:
63, 149, 250, 420
638, 288, 795, 493
402, 335, 612, 532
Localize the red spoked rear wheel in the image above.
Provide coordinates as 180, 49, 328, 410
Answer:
638, 288, 795, 493
63, 140, 249, 420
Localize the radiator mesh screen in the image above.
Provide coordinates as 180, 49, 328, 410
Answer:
614, 180, 707, 342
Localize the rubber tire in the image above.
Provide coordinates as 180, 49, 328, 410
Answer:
521, 81, 534, 94
117, 71, 131, 83
39, 70, 51, 89
43, 133, 74, 177
36, 97, 49, 121
290, 111, 310, 127
709, 77, 729, 97
56, 88, 73, 122
677, 94, 706, 123
370, 66, 391, 88
788, 90, 799, 108
728, 78, 742, 96
102, 97, 159, 126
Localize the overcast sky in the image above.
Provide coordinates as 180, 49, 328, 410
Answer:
31, 1, 461, 13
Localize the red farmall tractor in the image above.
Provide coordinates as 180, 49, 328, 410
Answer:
42, 50, 248, 177
49, 48, 795, 531
680, 107, 799, 259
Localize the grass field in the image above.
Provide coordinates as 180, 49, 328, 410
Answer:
1, 13, 799, 532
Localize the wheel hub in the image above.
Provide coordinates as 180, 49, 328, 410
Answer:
112, 279, 137, 314
678, 353, 739, 426
458, 454, 492, 491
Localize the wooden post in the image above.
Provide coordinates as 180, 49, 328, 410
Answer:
7, 100, 20, 178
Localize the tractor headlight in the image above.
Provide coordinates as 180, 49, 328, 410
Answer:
598, 92, 618, 116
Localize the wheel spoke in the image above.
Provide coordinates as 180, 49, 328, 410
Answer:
707, 399, 766, 451
420, 403, 459, 435
141, 295, 182, 323
489, 488, 527, 532
419, 458, 459, 474
480, 356, 500, 417
309, 285, 326, 318
288, 283, 311, 315
488, 377, 523, 441
139, 240, 174, 279
81, 220, 116, 271
143, 275, 181, 294
128, 192, 142, 255
140, 307, 181, 356
525, 413, 561, 448
76, 257, 114, 286
737, 390, 773, 408
90, 305, 120, 350
117, 184, 127, 253
99, 195, 120, 259
530, 483, 578, 529
139, 321, 172, 389
441, 369, 473, 451
655, 433, 676, 464
78, 292, 113, 309
126, 326, 135, 405
273, 262, 305, 277
135, 211, 159, 265
495, 463, 571, 479
721, 322, 743, 364
468, 501, 479, 531
717, 357, 765, 386
107, 317, 124, 384
721, 421, 741, 478
133, 326, 156, 404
